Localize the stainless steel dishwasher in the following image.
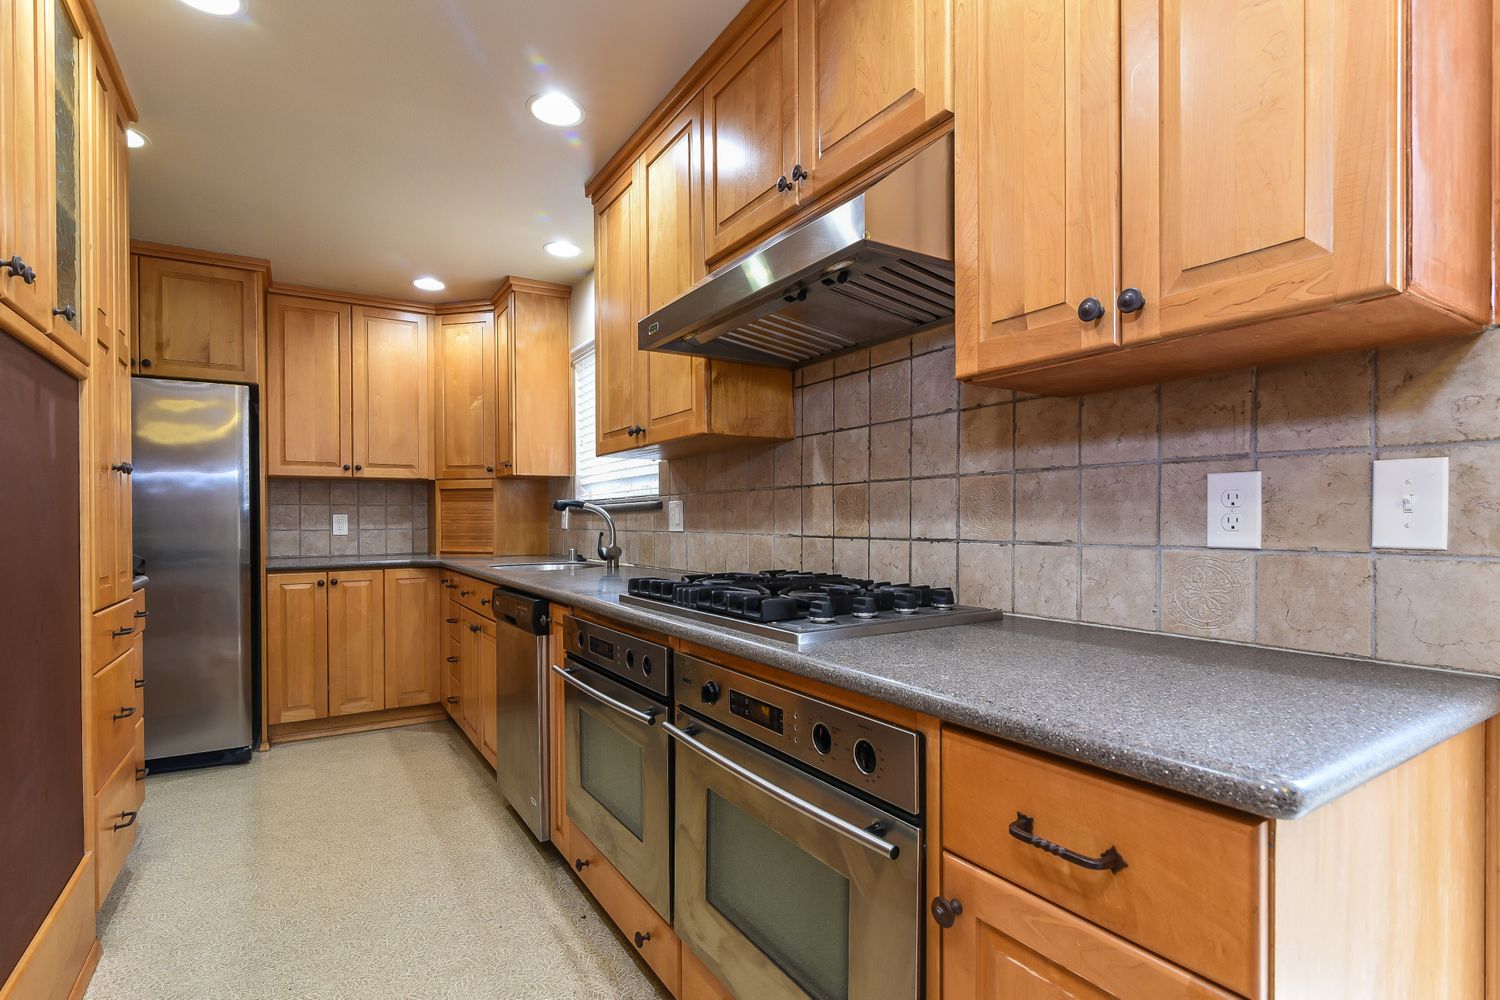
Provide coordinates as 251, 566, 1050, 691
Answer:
491, 587, 551, 841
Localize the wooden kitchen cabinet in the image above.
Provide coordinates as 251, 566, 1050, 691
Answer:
383, 568, 441, 708
434, 310, 495, 479
0, 0, 58, 340
593, 167, 646, 456
326, 570, 384, 717
352, 305, 432, 479
955, 0, 1494, 394
266, 572, 330, 724
134, 251, 265, 383
495, 278, 573, 478
266, 293, 353, 476
48, 0, 86, 361
476, 613, 497, 764
701, 0, 800, 262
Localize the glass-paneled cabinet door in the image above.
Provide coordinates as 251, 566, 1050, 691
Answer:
50, 0, 86, 361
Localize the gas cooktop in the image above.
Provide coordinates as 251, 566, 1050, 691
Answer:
620, 571, 1003, 646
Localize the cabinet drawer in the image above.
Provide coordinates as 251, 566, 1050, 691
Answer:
91, 595, 141, 672
568, 826, 680, 995
131, 588, 148, 632
942, 728, 1267, 997
95, 744, 145, 908
92, 645, 143, 791
452, 576, 493, 619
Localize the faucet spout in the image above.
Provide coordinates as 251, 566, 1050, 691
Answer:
554, 499, 622, 573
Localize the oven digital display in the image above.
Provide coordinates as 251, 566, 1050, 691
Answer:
729, 690, 784, 734
588, 636, 615, 660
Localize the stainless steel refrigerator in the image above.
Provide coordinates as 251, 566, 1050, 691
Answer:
132, 378, 255, 766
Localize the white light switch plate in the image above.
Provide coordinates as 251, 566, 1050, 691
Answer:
1206, 471, 1262, 549
1372, 457, 1448, 549
668, 500, 685, 532
331, 513, 349, 536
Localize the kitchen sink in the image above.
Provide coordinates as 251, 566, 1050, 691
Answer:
490, 560, 605, 571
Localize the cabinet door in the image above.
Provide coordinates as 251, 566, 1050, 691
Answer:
939, 853, 1237, 1000
494, 299, 513, 474
639, 99, 710, 444
352, 305, 431, 479
477, 616, 497, 763
327, 570, 384, 716
48, 0, 85, 359
458, 611, 483, 744
795, 0, 951, 201
266, 573, 328, 724
953, 0, 1121, 379
1118, 0, 1400, 344
434, 310, 495, 478
89, 272, 130, 609
0, 0, 57, 335
510, 288, 573, 476
266, 294, 352, 477
701, 0, 800, 262
593, 168, 645, 455
135, 256, 262, 382
383, 568, 440, 707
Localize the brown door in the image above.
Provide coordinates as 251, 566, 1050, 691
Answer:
593, 168, 645, 456
266, 573, 329, 724
795, 0, 951, 201
493, 297, 514, 475
266, 294, 353, 477
0, 0, 57, 335
89, 250, 131, 610
383, 568, 440, 707
327, 570, 384, 716
639, 98, 710, 445
701, 0, 800, 262
434, 310, 495, 478
1118, 0, 1401, 344
939, 853, 1237, 999
352, 305, 431, 479
954, 0, 1122, 380
135, 256, 262, 382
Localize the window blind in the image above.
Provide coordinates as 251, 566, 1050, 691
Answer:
573, 347, 659, 501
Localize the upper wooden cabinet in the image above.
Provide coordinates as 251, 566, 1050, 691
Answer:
351, 305, 431, 479
0, 0, 59, 340
134, 251, 266, 383
594, 168, 647, 456
434, 310, 496, 479
495, 278, 573, 478
266, 294, 353, 477
48, 0, 86, 360
795, 0, 952, 202
956, 0, 1495, 394
702, 1, 801, 262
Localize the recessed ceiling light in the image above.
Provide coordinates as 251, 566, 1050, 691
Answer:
544, 241, 581, 259
125, 127, 148, 149
178, 0, 242, 14
528, 92, 584, 128
412, 276, 445, 292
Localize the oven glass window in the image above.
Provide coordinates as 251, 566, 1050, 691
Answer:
706, 791, 850, 1000
578, 709, 645, 840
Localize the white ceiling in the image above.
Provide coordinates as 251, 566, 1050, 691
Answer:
95, 0, 744, 300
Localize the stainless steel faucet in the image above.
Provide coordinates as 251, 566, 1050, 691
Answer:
554, 499, 622, 573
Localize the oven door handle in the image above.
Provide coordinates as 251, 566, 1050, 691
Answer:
664, 721, 901, 861
552, 664, 661, 727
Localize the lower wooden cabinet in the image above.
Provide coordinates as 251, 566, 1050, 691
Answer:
383, 568, 442, 707
90, 642, 142, 792
266, 572, 330, 724
91, 589, 148, 909
326, 571, 384, 716
939, 853, 1236, 999
568, 827, 682, 995
94, 736, 145, 909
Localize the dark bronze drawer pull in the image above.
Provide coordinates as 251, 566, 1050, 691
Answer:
446, 696, 459, 704
445, 617, 458, 624
134, 609, 150, 618
633, 931, 651, 948
111, 625, 135, 637
468, 624, 481, 633
446, 656, 459, 663
113, 705, 137, 721
113, 810, 138, 831
574, 858, 590, 872
1008, 812, 1127, 873
134, 677, 146, 688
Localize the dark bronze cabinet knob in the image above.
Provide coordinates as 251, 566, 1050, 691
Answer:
633, 931, 651, 948
486, 466, 494, 473
446, 696, 458, 704
2, 254, 36, 284
1077, 297, 1105, 323
1117, 287, 1146, 314
574, 858, 590, 872
791, 163, 808, 182
316, 580, 325, 588
342, 464, 351, 471
140, 358, 152, 368
930, 895, 963, 929
330, 578, 339, 586
776, 175, 791, 192
353, 464, 363, 472
52, 304, 77, 323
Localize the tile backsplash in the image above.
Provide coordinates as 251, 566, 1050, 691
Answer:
551, 325, 1500, 677
269, 479, 430, 558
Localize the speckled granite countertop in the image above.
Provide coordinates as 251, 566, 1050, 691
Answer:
267, 554, 1500, 819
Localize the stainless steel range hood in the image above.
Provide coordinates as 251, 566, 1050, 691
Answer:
638, 134, 953, 369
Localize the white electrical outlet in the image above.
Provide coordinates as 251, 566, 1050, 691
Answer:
1206, 471, 1262, 549
1372, 457, 1448, 549
668, 499, 685, 532
331, 514, 349, 536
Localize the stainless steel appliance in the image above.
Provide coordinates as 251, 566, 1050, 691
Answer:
623, 570, 1001, 647
670, 655, 923, 1000
492, 587, 551, 841
131, 378, 254, 765
553, 617, 673, 920
637, 134, 953, 368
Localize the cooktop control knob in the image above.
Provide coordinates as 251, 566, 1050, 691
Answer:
700, 680, 721, 705
853, 738, 878, 775
811, 723, 832, 755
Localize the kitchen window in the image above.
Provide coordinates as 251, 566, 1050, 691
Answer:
572, 346, 658, 501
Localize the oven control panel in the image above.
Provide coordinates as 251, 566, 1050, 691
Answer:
675, 654, 921, 814
565, 617, 672, 698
